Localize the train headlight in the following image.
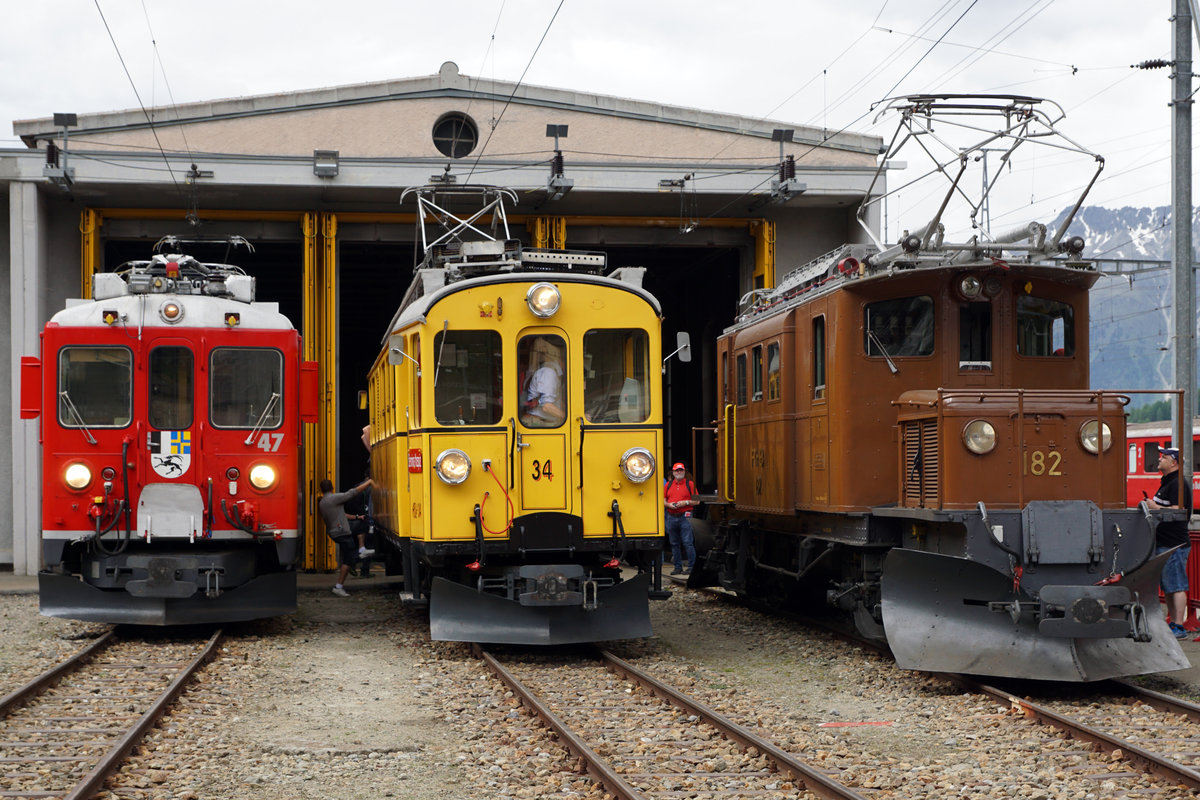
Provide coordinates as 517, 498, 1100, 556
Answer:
64, 462, 92, 490
158, 300, 185, 324
435, 449, 471, 485
958, 275, 983, 300
962, 420, 997, 454
620, 447, 656, 483
526, 283, 561, 318
249, 464, 277, 490
1079, 420, 1112, 454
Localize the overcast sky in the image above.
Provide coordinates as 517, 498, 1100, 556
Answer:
1, 1, 1188, 241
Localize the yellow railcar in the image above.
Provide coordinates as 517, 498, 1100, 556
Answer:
366, 186, 668, 644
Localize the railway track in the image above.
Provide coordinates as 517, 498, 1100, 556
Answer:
951, 675, 1200, 793
479, 646, 870, 800
0, 628, 222, 799
689, 581, 1200, 795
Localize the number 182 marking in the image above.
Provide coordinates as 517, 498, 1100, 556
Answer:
1024, 449, 1062, 476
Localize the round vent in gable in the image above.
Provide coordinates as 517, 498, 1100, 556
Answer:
432, 113, 479, 159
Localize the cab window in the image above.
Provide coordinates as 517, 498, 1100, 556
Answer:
584, 329, 650, 423
1017, 295, 1074, 357
58, 346, 132, 428
517, 334, 567, 428
210, 348, 283, 429
766, 342, 781, 402
752, 345, 763, 401
149, 346, 194, 430
865, 296, 934, 357
434, 330, 503, 425
736, 353, 747, 406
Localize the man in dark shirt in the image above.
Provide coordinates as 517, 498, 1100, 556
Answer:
318, 477, 375, 597
1146, 445, 1193, 638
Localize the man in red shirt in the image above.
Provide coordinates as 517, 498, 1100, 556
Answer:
664, 462, 698, 575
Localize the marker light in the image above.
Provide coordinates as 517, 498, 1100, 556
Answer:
65, 462, 92, 490
526, 283, 561, 318
620, 447, 656, 483
962, 420, 997, 454
159, 301, 184, 323
1079, 420, 1112, 454
248, 464, 277, 490
435, 449, 472, 485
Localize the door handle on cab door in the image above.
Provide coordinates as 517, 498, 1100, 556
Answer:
516, 432, 532, 449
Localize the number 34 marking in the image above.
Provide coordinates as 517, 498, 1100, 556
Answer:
531, 459, 554, 481
1023, 449, 1063, 476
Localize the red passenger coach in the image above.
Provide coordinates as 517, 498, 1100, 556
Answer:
21, 238, 319, 625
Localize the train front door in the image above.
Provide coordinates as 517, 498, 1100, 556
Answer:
516, 332, 571, 514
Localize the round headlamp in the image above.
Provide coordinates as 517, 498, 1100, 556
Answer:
64, 462, 92, 490
159, 301, 185, 324
962, 419, 997, 454
1079, 420, 1112, 454
620, 447, 656, 483
526, 283, 561, 318
435, 449, 471, 485
958, 275, 982, 300
249, 464, 277, 490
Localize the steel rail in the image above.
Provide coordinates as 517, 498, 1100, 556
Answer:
0, 630, 116, 717
941, 672, 1200, 792
703, 586, 1200, 792
477, 648, 645, 800
1109, 677, 1200, 723
62, 629, 224, 800
599, 648, 871, 800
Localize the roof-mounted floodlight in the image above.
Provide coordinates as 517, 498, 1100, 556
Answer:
313, 149, 339, 178
545, 124, 573, 200
44, 113, 78, 190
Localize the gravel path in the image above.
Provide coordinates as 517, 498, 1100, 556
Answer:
2, 582, 1197, 799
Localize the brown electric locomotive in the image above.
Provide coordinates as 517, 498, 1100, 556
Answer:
694, 95, 1190, 681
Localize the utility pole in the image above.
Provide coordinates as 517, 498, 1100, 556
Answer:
1172, 0, 1195, 492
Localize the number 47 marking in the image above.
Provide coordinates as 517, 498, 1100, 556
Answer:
258, 433, 283, 452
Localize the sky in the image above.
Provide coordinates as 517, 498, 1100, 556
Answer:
0, 0, 1187, 242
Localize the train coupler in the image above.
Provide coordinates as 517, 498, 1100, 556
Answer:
204, 567, 223, 599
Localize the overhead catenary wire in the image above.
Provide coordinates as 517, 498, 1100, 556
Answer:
92, 0, 182, 194
464, 0, 567, 183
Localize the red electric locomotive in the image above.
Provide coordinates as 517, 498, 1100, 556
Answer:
21, 237, 319, 625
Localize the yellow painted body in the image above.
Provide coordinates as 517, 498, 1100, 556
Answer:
367, 275, 663, 547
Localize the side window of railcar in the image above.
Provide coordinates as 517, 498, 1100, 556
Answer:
434, 330, 502, 425
1016, 296, 1074, 357
736, 354, 747, 406
1144, 442, 1162, 473
209, 349, 283, 429
583, 329, 650, 423
149, 347, 194, 430
752, 345, 763, 401
766, 343, 781, 402
58, 346, 132, 428
864, 296, 934, 357
813, 316, 826, 401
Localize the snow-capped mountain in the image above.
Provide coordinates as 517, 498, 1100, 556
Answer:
1053, 206, 1197, 401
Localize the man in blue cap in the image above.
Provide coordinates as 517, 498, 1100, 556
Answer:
1147, 445, 1193, 638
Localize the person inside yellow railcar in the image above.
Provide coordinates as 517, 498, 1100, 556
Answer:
520, 336, 566, 427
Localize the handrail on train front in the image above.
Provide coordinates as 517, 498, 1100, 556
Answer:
722, 404, 735, 502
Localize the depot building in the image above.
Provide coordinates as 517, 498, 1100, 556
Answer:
0, 61, 885, 574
